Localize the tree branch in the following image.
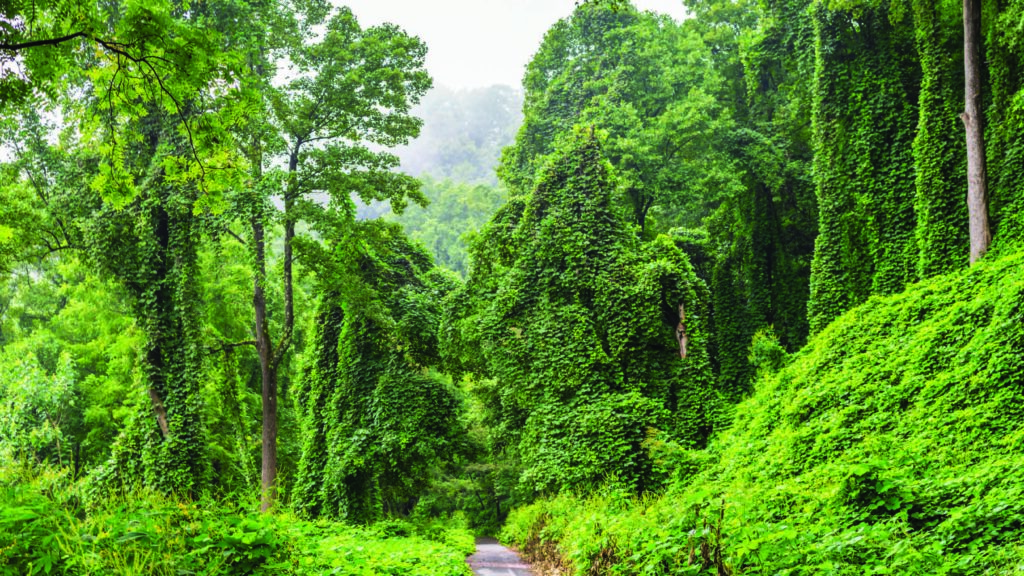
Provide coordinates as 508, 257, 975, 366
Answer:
0, 32, 88, 51
92, 38, 207, 186
271, 325, 292, 371
225, 228, 247, 247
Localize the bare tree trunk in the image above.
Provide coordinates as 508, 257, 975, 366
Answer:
676, 303, 688, 359
253, 217, 278, 512
147, 388, 170, 438
282, 152, 297, 367
962, 0, 991, 263
256, 149, 299, 512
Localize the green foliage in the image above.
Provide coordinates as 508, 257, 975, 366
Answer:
912, 0, 968, 279
986, 0, 1024, 245
270, 5, 431, 217
387, 176, 507, 275
82, 131, 210, 496
686, 0, 818, 397
0, 350, 74, 466
0, 254, 145, 474
806, 0, 1024, 329
293, 223, 470, 523
503, 248, 1024, 574
747, 326, 787, 378
501, 3, 738, 233
0, 463, 474, 575
447, 129, 718, 494
503, 489, 734, 576
9, 0, 1024, 570
709, 251, 754, 398
808, 0, 921, 333
2, 0, 249, 211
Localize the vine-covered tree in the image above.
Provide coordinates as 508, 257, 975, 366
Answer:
501, 4, 737, 235
293, 222, 468, 523
223, 4, 431, 510
83, 113, 211, 495
445, 128, 717, 493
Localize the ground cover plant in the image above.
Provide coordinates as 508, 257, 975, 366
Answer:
503, 248, 1024, 574
0, 463, 474, 576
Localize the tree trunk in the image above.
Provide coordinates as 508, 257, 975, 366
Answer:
962, 0, 991, 263
256, 149, 299, 512
253, 217, 278, 512
147, 388, 170, 438
282, 152, 297, 371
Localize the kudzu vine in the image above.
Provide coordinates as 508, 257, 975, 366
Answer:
293, 223, 468, 523
446, 129, 718, 493
85, 121, 209, 496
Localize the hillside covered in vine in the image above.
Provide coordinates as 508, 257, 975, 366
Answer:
1, 0, 1023, 574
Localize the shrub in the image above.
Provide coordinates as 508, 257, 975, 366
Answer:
0, 462, 474, 576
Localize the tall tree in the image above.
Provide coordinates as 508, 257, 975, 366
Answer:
962, 0, 991, 263
1, 0, 249, 495
294, 222, 467, 523
235, 6, 430, 510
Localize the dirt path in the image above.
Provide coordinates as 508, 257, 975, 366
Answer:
467, 537, 533, 576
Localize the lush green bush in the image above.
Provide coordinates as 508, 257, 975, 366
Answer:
502, 249, 1024, 574
0, 463, 474, 576
0, 350, 75, 467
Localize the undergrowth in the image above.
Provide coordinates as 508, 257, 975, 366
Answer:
0, 464, 474, 576
502, 249, 1024, 575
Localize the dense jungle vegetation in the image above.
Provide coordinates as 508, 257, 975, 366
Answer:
1, 0, 1023, 573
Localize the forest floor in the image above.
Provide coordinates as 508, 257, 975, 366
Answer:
467, 537, 535, 576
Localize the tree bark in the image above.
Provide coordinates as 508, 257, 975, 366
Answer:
253, 216, 278, 512
147, 388, 170, 438
281, 151, 297, 365
255, 149, 299, 512
676, 303, 688, 359
962, 0, 991, 263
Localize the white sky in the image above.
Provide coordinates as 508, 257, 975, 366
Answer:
338, 0, 689, 89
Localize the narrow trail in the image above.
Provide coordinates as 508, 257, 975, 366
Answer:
467, 537, 534, 576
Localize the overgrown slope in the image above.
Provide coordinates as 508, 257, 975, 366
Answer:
504, 249, 1024, 574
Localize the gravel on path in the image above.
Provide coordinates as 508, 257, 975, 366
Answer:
467, 537, 533, 576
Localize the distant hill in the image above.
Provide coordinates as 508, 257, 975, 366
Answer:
396, 84, 523, 185
369, 85, 521, 272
